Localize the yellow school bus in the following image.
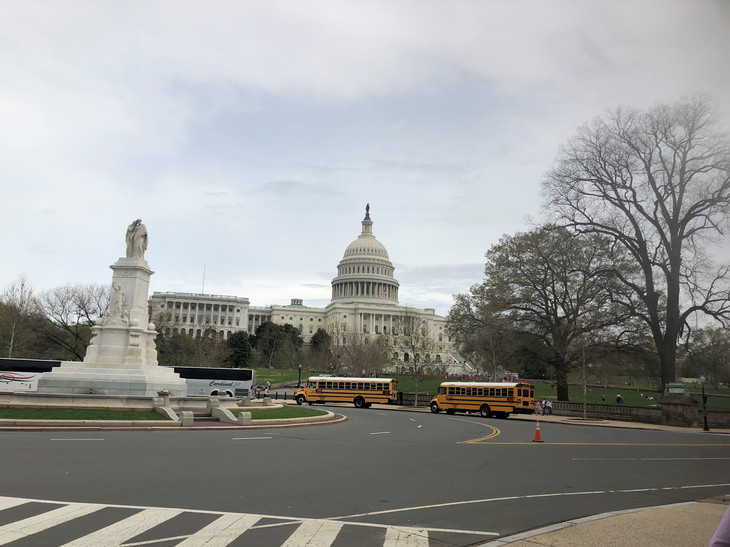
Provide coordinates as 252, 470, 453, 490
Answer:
294, 376, 398, 408
429, 381, 535, 418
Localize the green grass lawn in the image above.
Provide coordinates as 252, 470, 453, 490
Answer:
0, 408, 168, 420
231, 406, 328, 419
255, 368, 304, 385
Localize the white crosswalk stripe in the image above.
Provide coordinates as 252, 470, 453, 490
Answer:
62, 507, 183, 546
0, 502, 104, 546
0, 497, 28, 512
383, 526, 430, 546
176, 513, 260, 546
0, 495, 498, 546
281, 519, 343, 547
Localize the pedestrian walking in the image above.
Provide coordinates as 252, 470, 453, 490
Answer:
534, 400, 542, 415
546, 400, 553, 415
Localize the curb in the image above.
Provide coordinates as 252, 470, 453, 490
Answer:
0, 410, 346, 431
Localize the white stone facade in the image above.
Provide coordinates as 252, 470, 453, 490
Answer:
149, 207, 456, 369
149, 293, 254, 339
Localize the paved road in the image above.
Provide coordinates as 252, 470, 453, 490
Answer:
0, 406, 729, 545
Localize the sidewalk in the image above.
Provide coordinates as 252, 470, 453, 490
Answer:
486, 496, 730, 547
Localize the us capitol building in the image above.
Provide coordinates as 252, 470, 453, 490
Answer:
149, 206, 458, 371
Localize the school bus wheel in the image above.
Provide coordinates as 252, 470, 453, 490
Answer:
480, 405, 491, 418
354, 396, 366, 408
295, 395, 305, 405
430, 403, 439, 414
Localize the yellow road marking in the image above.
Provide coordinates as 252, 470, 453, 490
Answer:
450, 418, 501, 444
448, 417, 730, 446
467, 442, 730, 446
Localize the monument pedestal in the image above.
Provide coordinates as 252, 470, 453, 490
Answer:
38, 254, 187, 397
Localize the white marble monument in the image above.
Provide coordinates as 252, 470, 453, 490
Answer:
38, 220, 188, 397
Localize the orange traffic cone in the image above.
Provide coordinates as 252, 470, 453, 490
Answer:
533, 420, 543, 443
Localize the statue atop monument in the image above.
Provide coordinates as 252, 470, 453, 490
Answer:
125, 219, 148, 258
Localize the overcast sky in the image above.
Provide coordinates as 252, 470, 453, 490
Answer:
2, 1, 729, 317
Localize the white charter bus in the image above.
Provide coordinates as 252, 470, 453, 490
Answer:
169, 366, 256, 398
0, 358, 61, 392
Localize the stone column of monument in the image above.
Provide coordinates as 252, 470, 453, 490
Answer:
38, 220, 188, 397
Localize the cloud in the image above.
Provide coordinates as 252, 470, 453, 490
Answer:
2, 0, 728, 321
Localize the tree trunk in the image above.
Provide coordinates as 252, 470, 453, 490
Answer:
658, 338, 677, 392
7, 321, 16, 358
555, 364, 569, 401
413, 370, 419, 407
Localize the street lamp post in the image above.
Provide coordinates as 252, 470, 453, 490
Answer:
297, 365, 302, 388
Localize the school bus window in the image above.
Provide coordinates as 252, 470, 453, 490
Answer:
508, 389, 514, 397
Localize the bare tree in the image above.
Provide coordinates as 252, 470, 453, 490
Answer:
392, 308, 437, 406
682, 326, 730, 388
544, 95, 730, 390
0, 274, 38, 357
365, 335, 392, 377
448, 291, 516, 379
323, 315, 391, 376
36, 283, 110, 360
325, 314, 353, 375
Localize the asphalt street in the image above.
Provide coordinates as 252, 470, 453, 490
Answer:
0, 406, 729, 545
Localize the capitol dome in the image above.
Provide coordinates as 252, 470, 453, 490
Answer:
331, 205, 399, 303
